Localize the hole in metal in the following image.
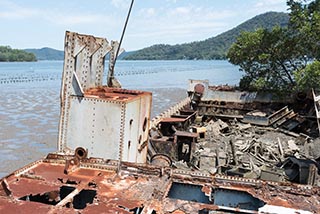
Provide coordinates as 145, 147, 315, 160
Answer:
138, 135, 142, 144
143, 117, 148, 132
75, 147, 87, 159
168, 182, 210, 204
19, 186, 97, 210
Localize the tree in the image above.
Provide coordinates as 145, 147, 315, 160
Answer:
0, 46, 36, 62
227, 27, 306, 91
287, 0, 320, 59
294, 61, 320, 91
227, 0, 320, 92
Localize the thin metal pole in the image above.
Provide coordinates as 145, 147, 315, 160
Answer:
113, 0, 134, 72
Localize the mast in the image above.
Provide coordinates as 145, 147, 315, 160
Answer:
107, 0, 135, 87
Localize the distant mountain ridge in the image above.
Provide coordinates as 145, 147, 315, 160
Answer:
24, 47, 64, 60
24, 47, 133, 61
124, 12, 289, 60
24, 12, 289, 61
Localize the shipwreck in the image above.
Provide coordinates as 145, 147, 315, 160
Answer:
0, 32, 320, 213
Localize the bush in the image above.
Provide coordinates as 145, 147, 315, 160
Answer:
294, 60, 320, 92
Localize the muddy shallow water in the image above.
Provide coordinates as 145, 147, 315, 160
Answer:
0, 60, 240, 177
0, 86, 185, 177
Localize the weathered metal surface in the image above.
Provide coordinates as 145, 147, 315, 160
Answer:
188, 79, 209, 94
188, 80, 296, 104
150, 80, 320, 187
57, 32, 152, 164
313, 89, 320, 136
107, 40, 122, 88
150, 97, 190, 128
59, 32, 113, 152
150, 154, 172, 167
0, 156, 319, 213
243, 106, 297, 126
158, 111, 196, 136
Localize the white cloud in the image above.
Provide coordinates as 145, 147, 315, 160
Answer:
0, 0, 116, 26
139, 8, 156, 17
256, 0, 286, 6
166, 0, 181, 3
167, 6, 234, 21
0, 10, 34, 19
130, 21, 226, 39
50, 14, 100, 25
174, 6, 191, 15
146, 8, 156, 16
253, 0, 287, 12
128, 5, 236, 48
0, 1, 39, 19
111, 0, 131, 9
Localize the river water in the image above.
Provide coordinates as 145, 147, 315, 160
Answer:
0, 60, 242, 177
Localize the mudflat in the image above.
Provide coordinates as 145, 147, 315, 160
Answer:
0, 86, 185, 177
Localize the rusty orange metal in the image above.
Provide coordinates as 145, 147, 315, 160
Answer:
0, 155, 319, 213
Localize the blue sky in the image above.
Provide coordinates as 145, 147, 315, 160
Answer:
0, 0, 288, 51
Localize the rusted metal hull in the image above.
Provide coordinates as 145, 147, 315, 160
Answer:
1, 32, 320, 213
0, 154, 319, 213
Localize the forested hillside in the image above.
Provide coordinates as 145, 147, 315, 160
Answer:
0, 46, 36, 62
124, 12, 289, 60
24, 47, 64, 60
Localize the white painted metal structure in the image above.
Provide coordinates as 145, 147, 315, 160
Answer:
312, 89, 320, 136
58, 31, 151, 163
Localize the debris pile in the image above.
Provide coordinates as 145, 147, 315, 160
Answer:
197, 118, 320, 185
150, 84, 320, 187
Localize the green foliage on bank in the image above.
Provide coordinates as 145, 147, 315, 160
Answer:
294, 61, 320, 91
227, 0, 320, 93
124, 12, 289, 60
0, 46, 36, 62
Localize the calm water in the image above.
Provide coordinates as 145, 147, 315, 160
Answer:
0, 60, 242, 89
0, 60, 242, 177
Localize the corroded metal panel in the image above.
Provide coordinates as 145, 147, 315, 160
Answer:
122, 93, 151, 163
66, 97, 123, 160
122, 100, 140, 162
58, 32, 115, 152
57, 31, 152, 164
136, 92, 152, 162
63, 88, 151, 163
0, 157, 319, 213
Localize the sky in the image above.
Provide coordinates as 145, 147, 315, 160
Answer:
0, 0, 289, 51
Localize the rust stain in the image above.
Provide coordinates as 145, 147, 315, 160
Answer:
84, 87, 152, 102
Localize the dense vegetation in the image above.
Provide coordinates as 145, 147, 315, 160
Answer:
0, 46, 36, 62
24, 47, 64, 60
227, 0, 320, 93
124, 12, 289, 60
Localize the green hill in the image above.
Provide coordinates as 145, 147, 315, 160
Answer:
25, 47, 133, 61
118, 51, 136, 59
0, 46, 36, 62
24, 47, 64, 60
124, 12, 289, 60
